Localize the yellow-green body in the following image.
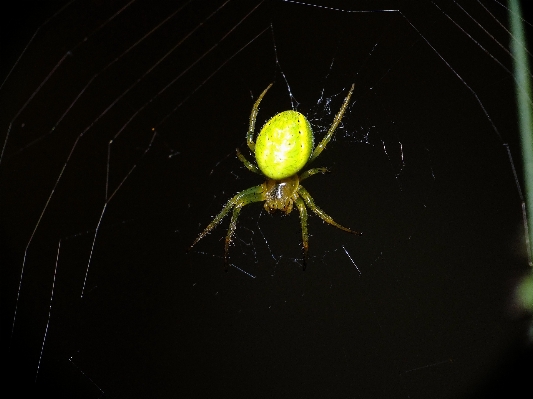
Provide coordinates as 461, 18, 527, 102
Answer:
255, 110, 314, 180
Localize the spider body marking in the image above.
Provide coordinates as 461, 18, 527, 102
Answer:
189, 83, 361, 270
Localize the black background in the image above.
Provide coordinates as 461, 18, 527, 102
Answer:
1, 1, 532, 397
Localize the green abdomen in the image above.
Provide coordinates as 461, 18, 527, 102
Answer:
255, 110, 314, 180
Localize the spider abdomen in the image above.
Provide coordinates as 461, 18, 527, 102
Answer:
255, 110, 314, 180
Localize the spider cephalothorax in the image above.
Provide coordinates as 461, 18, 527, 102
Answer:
263, 175, 299, 213
190, 83, 361, 270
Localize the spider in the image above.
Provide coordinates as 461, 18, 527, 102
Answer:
189, 83, 361, 270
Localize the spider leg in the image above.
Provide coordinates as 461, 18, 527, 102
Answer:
294, 196, 309, 270
247, 83, 273, 152
297, 185, 361, 235
223, 186, 266, 270
189, 184, 265, 253
224, 204, 243, 271
309, 84, 354, 163
236, 148, 261, 174
299, 167, 329, 182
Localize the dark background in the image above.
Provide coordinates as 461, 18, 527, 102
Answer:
1, 1, 532, 397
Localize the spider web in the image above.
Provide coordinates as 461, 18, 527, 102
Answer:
1, 0, 531, 397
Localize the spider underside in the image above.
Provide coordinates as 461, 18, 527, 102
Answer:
190, 83, 360, 270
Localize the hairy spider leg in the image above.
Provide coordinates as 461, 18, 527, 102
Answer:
297, 185, 361, 235
247, 83, 273, 152
294, 196, 309, 270
224, 205, 243, 270
299, 167, 329, 182
189, 185, 265, 268
224, 187, 265, 269
309, 84, 355, 163
236, 148, 261, 174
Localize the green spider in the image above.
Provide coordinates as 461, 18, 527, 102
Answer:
190, 83, 361, 270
